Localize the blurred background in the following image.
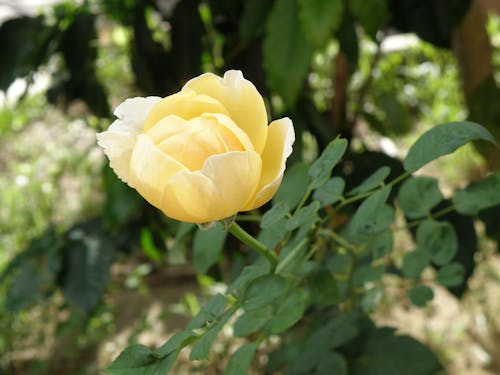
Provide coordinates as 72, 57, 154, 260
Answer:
1, 0, 499, 374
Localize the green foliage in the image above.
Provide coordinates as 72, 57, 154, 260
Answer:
398, 177, 443, 219
264, 0, 314, 108
193, 223, 227, 274
309, 137, 348, 189
404, 121, 497, 172
298, 0, 343, 47
1, 1, 500, 374
453, 172, 500, 215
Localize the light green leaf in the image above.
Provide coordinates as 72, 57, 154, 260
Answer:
402, 250, 429, 279
273, 162, 310, 209
224, 342, 258, 375
417, 220, 457, 266
404, 121, 497, 173
398, 177, 444, 219
409, 285, 434, 307
309, 137, 348, 189
349, 166, 390, 195
453, 172, 500, 215
264, 0, 314, 107
313, 177, 345, 207
193, 223, 227, 274
298, 0, 343, 46
436, 263, 465, 287
140, 228, 162, 264
261, 202, 290, 228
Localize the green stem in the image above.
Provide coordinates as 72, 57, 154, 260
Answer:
228, 222, 278, 272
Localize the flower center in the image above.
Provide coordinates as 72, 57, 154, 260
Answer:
147, 114, 245, 171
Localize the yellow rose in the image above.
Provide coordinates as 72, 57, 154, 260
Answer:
97, 70, 295, 223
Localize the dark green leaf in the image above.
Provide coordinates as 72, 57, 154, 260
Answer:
353, 265, 385, 286
402, 250, 429, 279
242, 274, 286, 311
187, 293, 227, 330
261, 202, 290, 229
0, 16, 52, 90
257, 217, 288, 249
273, 162, 310, 209
107, 344, 172, 375
398, 177, 444, 219
62, 224, 114, 312
228, 262, 270, 297
276, 238, 309, 275
313, 177, 345, 207
285, 201, 320, 231
316, 352, 347, 375
453, 172, 500, 215
403, 122, 497, 173
351, 0, 388, 39
347, 186, 391, 236
224, 342, 258, 375
155, 330, 198, 357
193, 223, 227, 274
367, 230, 393, 259
233, 306, 273, 337
239, 0, 273, 43
409, 285, 434, 307
264, 0, 314, 107
436, 263, 465, 287
349, 167, 391, 195
309, 137, 348, 189
307, 268, 339, 307
417, 220, 457, 266
352, 329, 442, 374
265, 288, 308, 334
298, 0, 343, 46
190, 307, 236, 360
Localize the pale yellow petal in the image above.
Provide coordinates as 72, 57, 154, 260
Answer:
160, 151, 261, 223
143, 90, 229, 131
96, 96, 161, 183
243, 117, 295, 210
183, 70, 268, 153
129, 135, 187, 208
200, 113, 254, 151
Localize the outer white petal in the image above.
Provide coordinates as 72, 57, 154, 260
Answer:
96, 96, 161, 184
243, 117, 295, 210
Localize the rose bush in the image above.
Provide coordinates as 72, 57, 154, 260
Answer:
97, 70, 294, 223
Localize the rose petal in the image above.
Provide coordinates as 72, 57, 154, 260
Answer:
243, 117, 295, 210
129, 135, 187, 208
143, 90, 230, 131
183, 70, 268, 154
97, 96, 161, 183
160, 151, 262, 223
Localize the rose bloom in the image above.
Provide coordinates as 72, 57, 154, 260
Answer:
97, 70, 294, 223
